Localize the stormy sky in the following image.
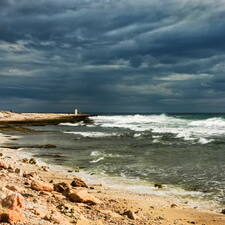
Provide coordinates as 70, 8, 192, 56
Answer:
0, 0, 225, 113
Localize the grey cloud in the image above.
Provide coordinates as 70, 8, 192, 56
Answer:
0, 0, 225, 112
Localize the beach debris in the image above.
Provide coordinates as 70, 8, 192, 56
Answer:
31, 180, 54, 192
221, 209, 225, 214
54, 182, 70, 194
67, 189, 101, 205
71, 177, 88, 188
0, 153, 3, 157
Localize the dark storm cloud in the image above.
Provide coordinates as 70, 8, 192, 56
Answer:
0, 0, 225, 112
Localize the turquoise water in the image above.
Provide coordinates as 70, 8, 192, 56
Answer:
13, 113, 225, 205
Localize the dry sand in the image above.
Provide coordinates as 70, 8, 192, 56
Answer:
0, 133, 225, 225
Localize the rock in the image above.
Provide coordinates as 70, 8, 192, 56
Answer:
5, 185, 21, 193
41, 166, 49, 171
31, 180, 53, 192
71, 178, 88, 188
221, 209, 225, 214
171, 203, 177, 208
7, 166, 14, 173
154, 183, 163, 188
54, 182, 70, 194
15, 168, 21, 174
29, 158, 37, 164
43, 144, 56, 148
23, 172, 37, 179
1, 194, 24, 210
187, 221, 196, 224
0, 209, 26, 224
0, 153, 3, 157
22, 158, 29, 163
123, 210, 138, 220
67, 189, 101, 205
0, 160, 8, 169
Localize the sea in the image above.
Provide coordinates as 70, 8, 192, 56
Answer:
7, 113, 225, 207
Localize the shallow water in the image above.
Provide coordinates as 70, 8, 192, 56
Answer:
12, 113, 225, 205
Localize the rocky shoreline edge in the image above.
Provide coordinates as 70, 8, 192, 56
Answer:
0, 134, 225, 225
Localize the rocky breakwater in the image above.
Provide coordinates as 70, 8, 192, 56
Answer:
0, 111, 95, 126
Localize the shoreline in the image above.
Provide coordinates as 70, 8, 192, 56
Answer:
0, 133, 225, 224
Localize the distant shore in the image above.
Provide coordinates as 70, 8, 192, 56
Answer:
0, 131, 225, 224
0, 111, 95, 126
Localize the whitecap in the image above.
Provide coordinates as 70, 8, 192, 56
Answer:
90, 151, 122, 158
64, 131, 117, 138
198, 137, 214, 144
90, 157, 104, 163
60, 121, 84, 126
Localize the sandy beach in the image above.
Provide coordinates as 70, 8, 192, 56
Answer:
0, 133, 225, 225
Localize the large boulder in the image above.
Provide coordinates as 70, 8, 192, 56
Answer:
31, 180, 54, 192
67, 189, 101, 205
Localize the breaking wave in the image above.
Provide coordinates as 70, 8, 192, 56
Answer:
92, 114, 225, 143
